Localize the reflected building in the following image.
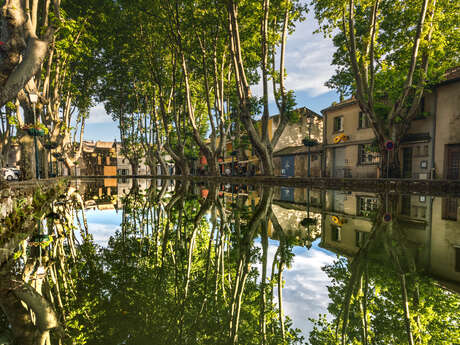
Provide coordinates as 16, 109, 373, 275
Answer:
321, 190, 378, 256
320, 189, 460, 292
271, 186, 323, 247
430, 196, 460, 292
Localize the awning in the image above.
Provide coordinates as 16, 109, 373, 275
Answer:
219, 157, 235, 164
238, 158, 259, 164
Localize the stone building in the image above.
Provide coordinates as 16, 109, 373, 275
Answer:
320, 190, 378, 256
430, 196, 460, 292
321, 66, 460, 180
272, 107, 323, 177
78, 140, 150, 177
432, 67, 460, 179
80, 141, 117, 176
115, 142, 149, 176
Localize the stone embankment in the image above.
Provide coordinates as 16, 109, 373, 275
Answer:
0, 178, 67, 264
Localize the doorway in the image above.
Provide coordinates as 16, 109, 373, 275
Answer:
446, 144, 460, 179
402, 147, 413, 178
333, 147, 346, 177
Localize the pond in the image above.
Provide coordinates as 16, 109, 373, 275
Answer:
1, 178, 459, 345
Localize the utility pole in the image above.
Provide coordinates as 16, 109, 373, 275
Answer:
29, 93, 40, 179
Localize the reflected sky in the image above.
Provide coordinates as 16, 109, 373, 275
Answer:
1, 178, 459, 345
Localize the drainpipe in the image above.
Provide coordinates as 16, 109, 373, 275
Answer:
321, 111, 327, 177
431, 89, 437, 179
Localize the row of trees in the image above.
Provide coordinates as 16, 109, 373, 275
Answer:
0, 0, 458, 178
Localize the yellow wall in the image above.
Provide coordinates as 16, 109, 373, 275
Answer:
434, 81, 460, 178
103, 166, 117, 176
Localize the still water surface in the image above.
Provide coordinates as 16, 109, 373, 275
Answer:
1, 178, 459, 344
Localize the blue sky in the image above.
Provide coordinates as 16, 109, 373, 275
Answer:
84, 10, 339, 141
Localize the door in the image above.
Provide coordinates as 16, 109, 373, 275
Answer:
333, 147, 346, 177
280, 187, 295, 202
281, 156, 295, 177
402, 147, 413, 178
446, 145, 460, 179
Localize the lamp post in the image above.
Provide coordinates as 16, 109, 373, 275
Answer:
231, 135, 235, 176
29, 93, 40, 179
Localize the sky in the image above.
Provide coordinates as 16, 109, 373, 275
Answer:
83, 9, 339, 142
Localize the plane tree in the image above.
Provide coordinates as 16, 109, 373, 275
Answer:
312, 0, 459, 177
226, 0, 307, 175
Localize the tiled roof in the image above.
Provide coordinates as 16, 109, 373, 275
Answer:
82, 141, 96, 153
321, 97, 358, 114
270, 106, 322, 120
95, 141, 115, 149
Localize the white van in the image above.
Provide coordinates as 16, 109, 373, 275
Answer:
2, 168, 19, 181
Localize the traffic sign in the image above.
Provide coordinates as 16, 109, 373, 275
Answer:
385, 140, 394, 151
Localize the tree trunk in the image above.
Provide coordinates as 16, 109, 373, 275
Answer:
380, 142, 402, 178
19, 134, 36, 179
131, 161, 139, 176
400, 273, 415, 345
260, 221, 268, 345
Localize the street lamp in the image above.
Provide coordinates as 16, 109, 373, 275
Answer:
29, 92, 40, 179
230, 135, 235, 176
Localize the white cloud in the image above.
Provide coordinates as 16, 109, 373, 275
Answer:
254, 240, 336, 338
86, 223, 121, 247
253, 11, 336, 101
74, 212, 121, 247
87, 103, 115, 124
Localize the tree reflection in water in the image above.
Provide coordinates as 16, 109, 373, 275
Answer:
0, 180, 459, 345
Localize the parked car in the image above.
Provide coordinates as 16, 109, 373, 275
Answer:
2, 168, 19, 181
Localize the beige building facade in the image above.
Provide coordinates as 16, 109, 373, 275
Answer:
321, 67, 460, 180
432, 68, 460, 179
272, 107, 323, 177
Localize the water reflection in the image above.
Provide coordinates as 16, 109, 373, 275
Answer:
0, 179, 459, 344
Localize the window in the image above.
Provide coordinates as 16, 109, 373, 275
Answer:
358, 144, 380, 165
310, 196, 319, 206
442, 198, 458, 221
456, 247, 460, 273
358, 112, 370, 129
311, 153, 318, 161
401, 195, 411, 215
423, 145, 429, 157
355, 230, 366, 248
358, 196, 378, 217
334, 116, 344, 132
332, 226, 341, 242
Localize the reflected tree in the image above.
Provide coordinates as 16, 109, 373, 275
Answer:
308, 194, 460, 345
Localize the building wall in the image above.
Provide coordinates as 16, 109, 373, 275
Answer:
273, 112, 323, 152
321, 214, 374, 256
323, 102, 379, 178
273, 152, 322, 177
434, 81, 460, 178
430, 197, 460, 287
